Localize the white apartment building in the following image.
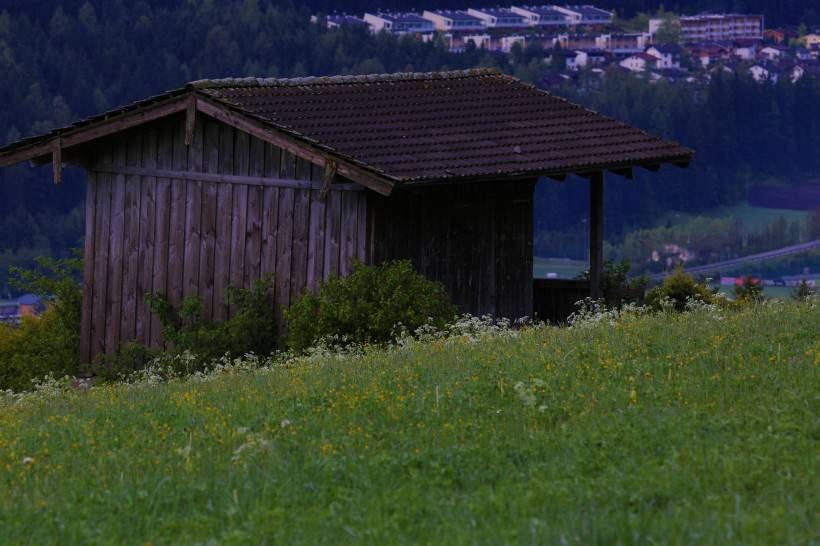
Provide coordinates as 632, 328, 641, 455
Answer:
467, 8, 529, 29
553, 5, 612, 25
511, 5, 571, 27
363, 12, 435, 34
422, 10, 485, 31
650, 14, 763, 42
500, 35, 527, 52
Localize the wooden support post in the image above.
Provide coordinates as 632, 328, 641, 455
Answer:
52, 137, 62, 185
589, 171, 604, 301
184, 96, 197, 146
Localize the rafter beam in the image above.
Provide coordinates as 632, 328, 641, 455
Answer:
195, 96, 396, 196
319, 158, 337, 202
184, 96, 197, 146
52, 137, 62, 185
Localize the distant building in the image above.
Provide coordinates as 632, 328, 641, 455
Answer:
556, 33, 597, 50
760, 46, 786, 61
688, 42, 731, 67
320, 14, 368, 30
565, 49, 608, 70
363, 12, 435, 35
764, 29, 787, 44
749, 64, 772, 82
556, 5, 613, 25
646, 44, 683, 69
584, 50, 610, 65
778, 62, 805, 83
566, 50, 585, 70
731, 39, 760, 61
462, 34, 492, 49
467, 8, 528, 29
500, 35, 527, 52
422, 10, 484, 32
651, 67, 694, 83
681, 14, 764, 42
620, 53, 661, 72
597, 33, 653, 54
0, 294, 44, 325
651, 14, 763, 43
511, 5, 571, 27
802, 34, 820, 48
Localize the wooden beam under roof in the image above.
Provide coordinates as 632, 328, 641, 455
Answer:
194, 96, 397, 196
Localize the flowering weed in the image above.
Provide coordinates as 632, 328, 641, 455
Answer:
0, 302, 817, 545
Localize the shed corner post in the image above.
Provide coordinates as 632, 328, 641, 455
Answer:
589, 171, 604, 301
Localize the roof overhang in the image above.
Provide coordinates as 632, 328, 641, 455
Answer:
0, 89, 400, 196
399, 156, 692, 188
0, 70, 695, 195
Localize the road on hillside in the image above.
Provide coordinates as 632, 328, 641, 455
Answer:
650, 238, 820, 281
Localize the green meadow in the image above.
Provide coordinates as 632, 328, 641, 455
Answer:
1, 302, 818, 545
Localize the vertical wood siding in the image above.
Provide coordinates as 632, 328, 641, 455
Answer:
368, 181, 535, 321
80, 113, 368, 361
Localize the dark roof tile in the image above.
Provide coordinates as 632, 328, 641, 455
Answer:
0, 69, 693, 184
193, 68, 692, 182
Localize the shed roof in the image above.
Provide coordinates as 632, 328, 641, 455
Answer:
0, 68, 692, 189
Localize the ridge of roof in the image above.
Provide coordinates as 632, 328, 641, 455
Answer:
0, 68, 694, 187
189, 68, 503, 89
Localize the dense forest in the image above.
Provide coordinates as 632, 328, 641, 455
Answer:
1, 0, 820, 294
1, 0, 818, 27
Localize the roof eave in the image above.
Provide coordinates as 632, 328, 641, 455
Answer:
0, 88, 401, 196
0, 91, 191, 168
398, 153, 695, 187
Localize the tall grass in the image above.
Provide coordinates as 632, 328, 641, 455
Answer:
1, 302, 818, 545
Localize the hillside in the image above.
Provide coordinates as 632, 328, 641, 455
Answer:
1, 302, 817, 544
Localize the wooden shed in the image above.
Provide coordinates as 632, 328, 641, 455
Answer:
0, 69, 693, 361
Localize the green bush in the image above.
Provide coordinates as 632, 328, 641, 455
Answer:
285, 260, 457, 351
90, 342, 160, 380
147, 274, 276, 365
792, 279, 816, 301
734, 275, 764, 303
0, 253, 83, 391
579, 259, 648, 293
646, 266, 716, 312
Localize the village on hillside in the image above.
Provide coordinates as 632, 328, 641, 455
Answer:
313, 6, 820, 86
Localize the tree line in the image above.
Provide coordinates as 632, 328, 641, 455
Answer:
0, 1, 819, 294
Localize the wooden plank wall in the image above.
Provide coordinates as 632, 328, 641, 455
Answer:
80, 113, 367, 361
368, 180, 535, 321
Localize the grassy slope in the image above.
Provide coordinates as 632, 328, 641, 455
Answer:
658, 203, 810, 232
1, 303, 818, 545
533, 257, 587, 279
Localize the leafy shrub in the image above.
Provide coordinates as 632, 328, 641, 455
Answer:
146, 274, 276, 365
285, 260, 457, 352
580, 259, 648, 293
579, 259, 648, 306
646, 266, 716, 312
792, 279, 816, 301
90, 342, 160, 380
734, 275, 764, 304
0, 254, 83, 391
